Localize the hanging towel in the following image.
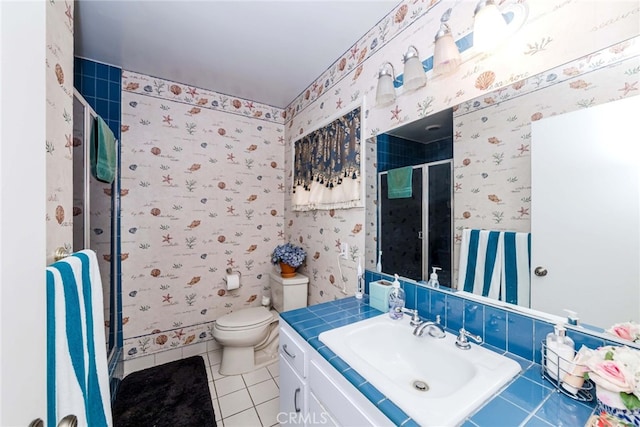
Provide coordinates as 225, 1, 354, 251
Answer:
387, 166, 413, 199
90, 116, 116, 184
46, 250, 112, 427
458, 229, 503, 299
501, 231, 531, 306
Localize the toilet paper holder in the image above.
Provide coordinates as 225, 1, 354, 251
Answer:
224, 268, 242, 288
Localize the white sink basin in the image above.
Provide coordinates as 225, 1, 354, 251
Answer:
318, 314, 521, 426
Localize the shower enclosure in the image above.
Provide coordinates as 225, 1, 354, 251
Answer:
72, 89, 123, 397
378, 160, 453, 286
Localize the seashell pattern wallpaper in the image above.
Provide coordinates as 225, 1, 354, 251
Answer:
46, 0, 74, 260
119, 71, 284, 359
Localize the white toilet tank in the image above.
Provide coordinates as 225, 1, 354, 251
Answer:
270, 272, 309, 312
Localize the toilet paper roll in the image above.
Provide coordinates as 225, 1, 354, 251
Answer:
225, 273, 240, 290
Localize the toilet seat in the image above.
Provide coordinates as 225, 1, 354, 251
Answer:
215, 306, 274, 331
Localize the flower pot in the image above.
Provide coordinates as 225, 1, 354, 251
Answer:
279, 262, 297, 278
596, 387, 640, 426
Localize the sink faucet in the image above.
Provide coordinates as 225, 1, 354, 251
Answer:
402, 308, 422, 327
455, 328, 483, 350
413, 315, 445, 338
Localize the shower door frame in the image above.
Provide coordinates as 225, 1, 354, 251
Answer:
72, 89, 122, 398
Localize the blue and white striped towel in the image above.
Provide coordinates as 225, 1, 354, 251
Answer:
46, 250, 112, 427
458, 229, 503, 300
501, 231, 531, 306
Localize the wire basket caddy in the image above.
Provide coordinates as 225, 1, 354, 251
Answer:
541, 340, 594, 402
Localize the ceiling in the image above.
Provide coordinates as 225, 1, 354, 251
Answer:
386, 108, 453, 144
74, 0, 400, 109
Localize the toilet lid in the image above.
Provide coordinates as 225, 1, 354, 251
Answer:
216, 306, 274, 330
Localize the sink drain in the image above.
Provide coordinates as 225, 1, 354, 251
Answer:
412, 380, 429, 392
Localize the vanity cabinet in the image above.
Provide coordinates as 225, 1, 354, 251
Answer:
279, 324, 308, 426
279, 321, 393, 427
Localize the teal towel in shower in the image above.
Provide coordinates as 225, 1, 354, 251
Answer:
90, 116, 116, 184
387, 166, 413, 199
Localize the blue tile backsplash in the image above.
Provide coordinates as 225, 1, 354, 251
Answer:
364, 270, 627, 367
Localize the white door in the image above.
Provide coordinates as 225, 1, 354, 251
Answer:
0, 2, 48, 425
531, 96, 640, 327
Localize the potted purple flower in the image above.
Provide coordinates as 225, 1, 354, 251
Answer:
271, 243, 306, 278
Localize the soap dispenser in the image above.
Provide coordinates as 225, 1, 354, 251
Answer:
427, 267, 442, 288
388, 274, 405, 320
545, 324, 575, 381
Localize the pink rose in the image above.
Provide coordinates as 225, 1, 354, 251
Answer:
610, 324, 635, 341
588, 360, 635, 393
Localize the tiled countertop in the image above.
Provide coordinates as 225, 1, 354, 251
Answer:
280, 296, 597, 427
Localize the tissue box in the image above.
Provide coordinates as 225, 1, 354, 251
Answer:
369, 280, 393, 312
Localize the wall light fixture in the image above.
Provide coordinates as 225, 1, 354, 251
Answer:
473, 0, 511, 53
402, 45, 427, 92
433, 10, 461, 76
375, 62, 397, 107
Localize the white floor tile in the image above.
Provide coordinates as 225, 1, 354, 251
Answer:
154, 347, 183, 365
122, 354, 155, 377
211, 363, 226, 380
218, 388, 253, 419
209, 380, 217, 401
223, 407, 261, 427
183, 341, 207, 358
255, 397, 279, 427
205, 363, 213, 383
248, 379, 279, 406
266, 362, 279, 378
273, 376, 279, 388
212, 398, 222, 422
242, 367, 271, 386
208, 349, 223, 366
215, 374, 247, 397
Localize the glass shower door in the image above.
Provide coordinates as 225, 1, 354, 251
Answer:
379, 167, 423, 281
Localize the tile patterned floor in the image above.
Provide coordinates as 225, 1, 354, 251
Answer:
205, 349, 280, 427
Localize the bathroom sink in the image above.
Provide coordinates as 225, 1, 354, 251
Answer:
318, 314, 521, 426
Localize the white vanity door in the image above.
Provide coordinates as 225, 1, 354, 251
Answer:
308, 391, 339, 427
279, 356, 306, 427
531, 95, 640, 327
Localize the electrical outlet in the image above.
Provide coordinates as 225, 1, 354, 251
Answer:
340, 242, 349, 259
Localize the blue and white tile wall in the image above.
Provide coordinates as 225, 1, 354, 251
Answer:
376, 133, 452, 172
74, 57, 122, 138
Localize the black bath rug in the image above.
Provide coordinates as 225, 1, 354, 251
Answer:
112, 355, 216, 427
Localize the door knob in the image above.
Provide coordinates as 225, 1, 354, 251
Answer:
57, 415, 78, 427
534, 266, 548, 277
28, 419, 44, 427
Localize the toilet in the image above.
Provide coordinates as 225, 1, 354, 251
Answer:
212, 272, 309, 375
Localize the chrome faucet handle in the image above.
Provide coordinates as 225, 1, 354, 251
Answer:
402, 308, 421, 326
455, 328, 483, 350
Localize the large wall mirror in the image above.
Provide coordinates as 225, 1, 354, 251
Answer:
365, 39, 640, 331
